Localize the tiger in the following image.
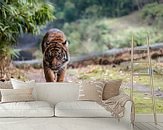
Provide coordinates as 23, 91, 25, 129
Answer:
41, 28, 70, 82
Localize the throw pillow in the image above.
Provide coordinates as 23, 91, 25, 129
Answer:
1, 88, 34, 103
78, 80, 104, 102
10, 78, 37, 100
102, 79, 122, 100
10, 78, 35, 89
0, 81, 13, 101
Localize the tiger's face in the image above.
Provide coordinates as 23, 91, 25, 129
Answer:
42, 28, 68, 53
43, 44, 69, 71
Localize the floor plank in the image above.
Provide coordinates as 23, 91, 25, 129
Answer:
133, 124, 141, 130
143, 122, 160, 130
133, 126, 141, 130
149, 123, 163, 130
135, 122, 149, 130
135, 122, 163, 130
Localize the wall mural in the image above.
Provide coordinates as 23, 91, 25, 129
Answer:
0, 0, 163, 118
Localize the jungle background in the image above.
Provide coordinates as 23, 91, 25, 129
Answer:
0, 0, 163, 114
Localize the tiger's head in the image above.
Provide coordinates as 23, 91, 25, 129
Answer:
41, 28, 68, 53
43, 44, 69, 72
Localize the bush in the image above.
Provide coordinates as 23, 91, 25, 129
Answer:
62, 17, 163, 56
0, 0, 55, 57
108, 27, 163, 48
52, 0, 135, 22
141, 3, 163, 28
63, 19, 111, 55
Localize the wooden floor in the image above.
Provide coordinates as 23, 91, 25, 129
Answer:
134, 122, 163, 130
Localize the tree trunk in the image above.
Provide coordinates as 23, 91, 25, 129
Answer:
68, 43, 163, 68
0, 55, 11, 81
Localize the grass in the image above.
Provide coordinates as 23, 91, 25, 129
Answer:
124, 89, 163, 113
134, 93, 163, 113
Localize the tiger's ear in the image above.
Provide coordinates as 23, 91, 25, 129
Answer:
62, 40, 69, 47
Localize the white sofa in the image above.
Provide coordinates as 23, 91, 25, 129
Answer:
0, 82, 133, 130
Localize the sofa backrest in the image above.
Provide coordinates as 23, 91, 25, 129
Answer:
35, 82, 80, 105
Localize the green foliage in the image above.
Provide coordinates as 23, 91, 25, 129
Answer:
0, 42, 17, 57
52, 0, 159, 23
141, 3, 163, 28
52, 1, 163, 56
0, 0, 55, 57
63, 19, 111, 55
62, 1, 76, 22
52, 0, 135, 22
63, 16, 163, 55
107, 27, 163, 48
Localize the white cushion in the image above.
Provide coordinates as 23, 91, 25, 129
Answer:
0, 101, 54, 117
0, 81, 13, 101
55, 101, 112, 117
10, 78, 37, 100
1, 88, 34, 103
35, 82, 80, 105
10, 78, 35, 88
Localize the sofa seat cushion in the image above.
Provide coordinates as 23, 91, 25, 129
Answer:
0, 101, 54, 117
55, 101, 112, 117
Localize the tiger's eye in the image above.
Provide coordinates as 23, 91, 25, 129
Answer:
46, 41, 50, 45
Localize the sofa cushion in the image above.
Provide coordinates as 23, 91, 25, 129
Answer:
0, 81, 13, 101
78, 80, 104, 101
0, 101, 54, 117
55, 101, 112, 117
1, 88, 34, 103
10, 78, 37, 100
102, 79, 122, 100
0, 81, 12, 89
10, 78, 35, 88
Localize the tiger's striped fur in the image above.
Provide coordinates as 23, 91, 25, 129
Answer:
41, 28, 69, 82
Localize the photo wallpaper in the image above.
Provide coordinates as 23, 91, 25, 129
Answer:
0, 0, 163, 116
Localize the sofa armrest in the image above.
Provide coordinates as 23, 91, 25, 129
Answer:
123, 101, 132, 121
119, 90, 134, 123
120, 101, 132, 125
118, 100, 134, 129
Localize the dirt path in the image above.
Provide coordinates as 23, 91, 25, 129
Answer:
25, 68, 45, 82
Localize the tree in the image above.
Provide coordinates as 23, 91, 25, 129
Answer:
0, 0, 55, 79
